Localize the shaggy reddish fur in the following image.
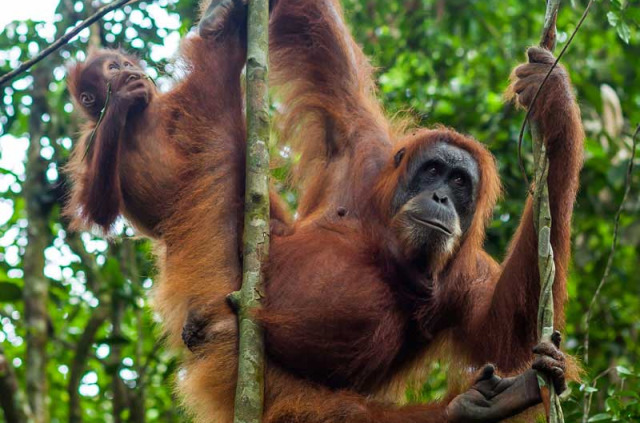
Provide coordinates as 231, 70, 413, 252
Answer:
65, 0, 583, 422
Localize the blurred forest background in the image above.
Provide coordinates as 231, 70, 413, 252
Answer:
0, 0, 639, 422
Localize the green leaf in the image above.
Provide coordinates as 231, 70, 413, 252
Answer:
588, 413, 612, 422
616, 21, 631, 44
610, 0, 624, 10
607, 11, 620, 27
615, 365, 633, 376
0, 281, 22, 301
615, 390, 640, 398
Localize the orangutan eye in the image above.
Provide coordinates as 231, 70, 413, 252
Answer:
80, 92, 95, 106
108, 62, 120, 70
124, 62, 132, 68
421, 160, 442, 177
451, 173, 467, 187
424, 164, 439, 177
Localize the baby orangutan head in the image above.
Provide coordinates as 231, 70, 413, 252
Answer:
68, 49, 154, 120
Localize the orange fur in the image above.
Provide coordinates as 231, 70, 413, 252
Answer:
65, 0, 583, 422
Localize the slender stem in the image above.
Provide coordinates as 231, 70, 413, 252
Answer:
532, 2, 562, 422
233, 0, 270, 422
581, 125, 639, 423
0, 0, 135, 88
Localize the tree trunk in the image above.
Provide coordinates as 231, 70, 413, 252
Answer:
23, 63, 53, 423
233, 0, 271, 422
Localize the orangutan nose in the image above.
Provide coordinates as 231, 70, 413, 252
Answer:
432, 191, 449, 205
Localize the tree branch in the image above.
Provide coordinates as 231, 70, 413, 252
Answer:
233, 0, 271, 422
0, 0, 135, 88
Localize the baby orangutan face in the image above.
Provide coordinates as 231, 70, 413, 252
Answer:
69, 50, 154, 120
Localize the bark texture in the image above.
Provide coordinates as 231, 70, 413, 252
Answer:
234, 0, 271, 422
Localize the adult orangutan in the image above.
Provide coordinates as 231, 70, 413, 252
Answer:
65, 0, 583, 421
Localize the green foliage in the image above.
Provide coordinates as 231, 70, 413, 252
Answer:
0, 0, 639, 422
0, 281, 21, 302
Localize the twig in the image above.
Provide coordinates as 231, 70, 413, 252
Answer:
517, 0, 595, 189
581, 124, 640, 423
582, 366, 615, 423
584, 124, 640, 363
0, 0, 135, 88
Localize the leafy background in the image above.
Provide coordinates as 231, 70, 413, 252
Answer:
0, 0, 639, 422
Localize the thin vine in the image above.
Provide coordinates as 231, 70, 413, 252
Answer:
581, 124, 640, 423
517, 0, 595, 190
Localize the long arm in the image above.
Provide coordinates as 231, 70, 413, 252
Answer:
73, 103, 126, 229
270, 0, 394, 218
264, 354, 565, 423
266, 367, 450, 423
464, 48, 584, 372
65, 63, 157, 233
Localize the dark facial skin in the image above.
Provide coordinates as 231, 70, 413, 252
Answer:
76, 53, 152, 119
391, 142, 479, 265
